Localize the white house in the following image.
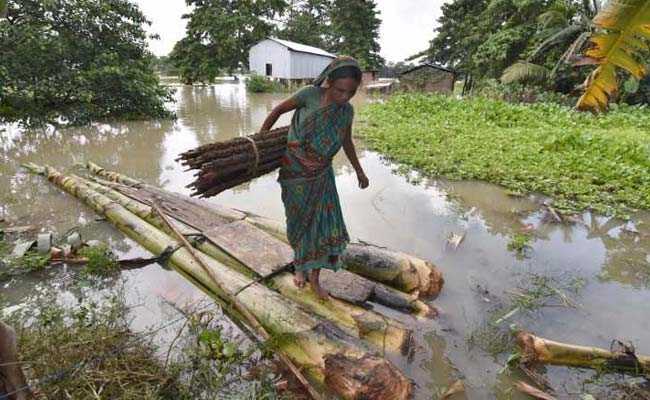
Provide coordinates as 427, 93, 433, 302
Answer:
249, 38, 336, 80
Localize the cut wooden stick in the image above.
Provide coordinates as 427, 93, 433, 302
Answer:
178, 126, 290, 197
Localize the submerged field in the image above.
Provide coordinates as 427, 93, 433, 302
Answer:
359, 94, 650, 217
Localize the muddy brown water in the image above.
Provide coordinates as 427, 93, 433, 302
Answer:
1, 80, 649, 399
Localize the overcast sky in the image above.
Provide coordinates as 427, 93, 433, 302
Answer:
134, 0, 447, 62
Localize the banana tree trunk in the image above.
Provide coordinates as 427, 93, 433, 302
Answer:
25, 164, 412, 400
517, 331, 650, 375
85, 161, 443, 299
71, 173, 413, 354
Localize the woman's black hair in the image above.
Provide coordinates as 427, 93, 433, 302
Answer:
328, 65, 362, 82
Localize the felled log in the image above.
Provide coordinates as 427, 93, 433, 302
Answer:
83, 162, 441, 314
71, 173, 413, 353
0, 322, 33, 400
516, 331, 650, 375
176, 126, 290, 197
342, 243, 444, 299
24, 163, 412, 399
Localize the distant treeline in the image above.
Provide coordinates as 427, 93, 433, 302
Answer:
415, 0, 650, 106
169, 0, 383, 84
1, 0, 173, 127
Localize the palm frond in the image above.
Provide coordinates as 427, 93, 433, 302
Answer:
538, 10, 568, 29
551, 31, 591, 77
576, 0, 650, 112
501, 62, 551, 85
529, 24, 584, 61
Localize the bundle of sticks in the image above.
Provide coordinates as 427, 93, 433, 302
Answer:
177, 126, 290, 198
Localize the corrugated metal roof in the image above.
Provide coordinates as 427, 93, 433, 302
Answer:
401, 63, 455, 75
267, 37, 336, 58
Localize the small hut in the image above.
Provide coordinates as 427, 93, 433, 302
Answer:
249, 38, 335, 83
399, 63, 456, 94
362, 69, 379, 85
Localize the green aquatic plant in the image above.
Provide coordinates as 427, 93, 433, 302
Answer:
79, 244, 119, 276
507, 233, 533, 257
360, 94, 650, 218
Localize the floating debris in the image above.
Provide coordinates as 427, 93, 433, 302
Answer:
446, 232, 466, 251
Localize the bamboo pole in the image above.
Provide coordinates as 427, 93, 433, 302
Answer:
150, 202, 322, 400
83, 161, 439, 315
73, 174, 412, 353
85, 161, 442, 298
25, 164, 413, 399
517, 331, 650, 375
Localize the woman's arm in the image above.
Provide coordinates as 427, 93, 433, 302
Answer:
259, 98, 298, 133
342, 125, 369, 189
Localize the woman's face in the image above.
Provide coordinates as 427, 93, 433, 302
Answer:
326, 77, 359, 105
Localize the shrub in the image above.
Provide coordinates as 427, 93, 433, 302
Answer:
246, 74, 278, 93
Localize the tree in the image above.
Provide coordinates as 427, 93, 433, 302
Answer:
380, 61, 415, 78
278, 0, 331, 49
329, 0, 383, 70
500, 0, 599, 88
0, 0, 173, 127
417, 0, 488, 92
171, 0, 287, 84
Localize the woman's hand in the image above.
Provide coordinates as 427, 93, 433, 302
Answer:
357, 170, 369, 189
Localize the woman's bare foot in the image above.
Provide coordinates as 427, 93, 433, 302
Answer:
309, 269, 330, 300
293, 270, 306, 288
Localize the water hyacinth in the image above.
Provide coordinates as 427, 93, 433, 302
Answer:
360, 94, 650, 217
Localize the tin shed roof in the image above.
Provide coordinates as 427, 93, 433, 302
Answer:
401, 63, 455, 75
267, 38, 336, 58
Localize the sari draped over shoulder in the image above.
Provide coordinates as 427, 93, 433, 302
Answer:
278, 93, 353, 272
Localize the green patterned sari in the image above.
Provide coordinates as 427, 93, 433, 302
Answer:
278, 59, 358, 272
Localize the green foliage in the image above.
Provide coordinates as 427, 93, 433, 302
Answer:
474, 25, 536, 79
467, 271, 585, 357
171, 0, 287, 84
14, 251, 50, 271
329, 0, 383, 70
501, 61, 551, 85
79, 244, 119, 276
173, 0, 383, 83
423, 0, 599, 94
0, 241, 50, 280
0, 0, 174, 127
6, 290, 290, 400
507, 233, 533, 257
152, 55, 179, 76
245, 75, 284, 93
476, 79, 576, 106
423, 0, 488, 75
278, 0, 331, 50
380, 61, 416, 78
360, 94, 650, 217
625, 75, 650, 105
508, 273, 585, 312
6, 292, 186, 399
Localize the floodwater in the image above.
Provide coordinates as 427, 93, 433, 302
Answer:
1, 80, 649, 399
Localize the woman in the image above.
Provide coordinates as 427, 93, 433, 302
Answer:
259, 56, 369, 300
